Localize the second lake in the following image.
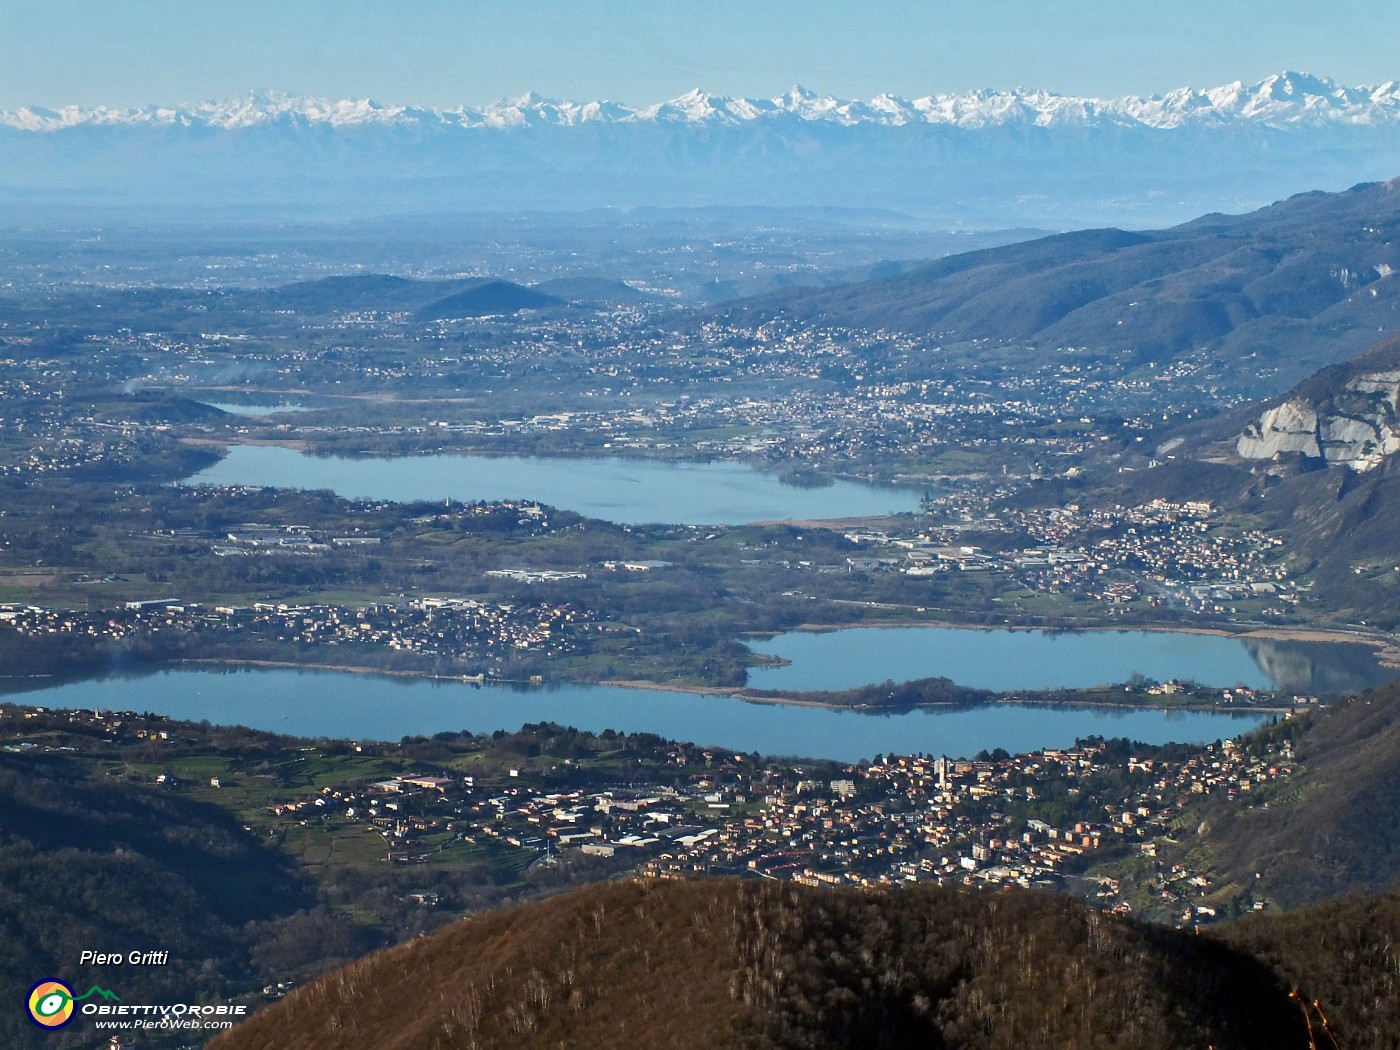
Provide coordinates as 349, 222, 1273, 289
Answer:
744, 626, 1398, 696
3, 667, 1269, 764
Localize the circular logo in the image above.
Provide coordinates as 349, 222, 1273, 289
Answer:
27, 979, 75, 1029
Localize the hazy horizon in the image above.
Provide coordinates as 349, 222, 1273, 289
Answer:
2, 1, 1394, 111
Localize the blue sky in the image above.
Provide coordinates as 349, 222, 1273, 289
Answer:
1, 0, 1395, 109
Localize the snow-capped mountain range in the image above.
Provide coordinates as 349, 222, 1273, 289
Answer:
6, 72, 1400, 226
6, 72, 1400, 133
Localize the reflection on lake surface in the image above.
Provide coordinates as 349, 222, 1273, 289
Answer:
184, 444, 921, 525
1238, 636, 1397, 694
1, 667, 1268, 764
745, 627, 1398, 696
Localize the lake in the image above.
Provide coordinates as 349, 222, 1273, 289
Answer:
745, 626, 1398, 696
1, 667, 1268, 764
184, 444, 922, 525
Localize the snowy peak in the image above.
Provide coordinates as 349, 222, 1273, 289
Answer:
1, 90, 411, 131
639, 89, 741, 124
196, 90, 409, 128
7, 73, 1400, 132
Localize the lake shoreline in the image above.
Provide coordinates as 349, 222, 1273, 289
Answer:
35, 608, 1387, 716
777, 619, 1395, 650
5, 663, 1272, 765
733, 690, 1295, 716
137, 659, 1288, 717
3, 610, 1388, 714
6, 656, 1278, 719
124, 658, 1291, 719
597, 677, 1293, 716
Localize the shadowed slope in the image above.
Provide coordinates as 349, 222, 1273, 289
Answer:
214, 878, 1310, 1050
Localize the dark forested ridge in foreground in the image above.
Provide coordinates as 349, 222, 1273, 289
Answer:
212, 876, 1399, 1050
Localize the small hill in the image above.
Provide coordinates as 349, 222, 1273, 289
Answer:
533, 275, 655, 306
261, 274, 490, 314
214, 876, 1324, 1050
72, 390, 235, 426
0, 273, 568, 327
415, 280, 564, 320
252, 274, 564, 318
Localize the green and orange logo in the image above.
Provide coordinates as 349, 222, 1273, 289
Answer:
26, 979, 120, 1029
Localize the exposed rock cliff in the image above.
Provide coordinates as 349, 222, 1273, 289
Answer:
1237, 338, 1400, 471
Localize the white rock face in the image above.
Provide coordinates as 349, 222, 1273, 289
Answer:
1237, 401, 1322, 460
1320, 415, 1389, 469
1237, 371, 1400, 471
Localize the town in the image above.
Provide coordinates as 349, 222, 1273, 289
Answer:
0, 595, 585, 676
0, 305, 1240, 487
0, 702, 1305, 929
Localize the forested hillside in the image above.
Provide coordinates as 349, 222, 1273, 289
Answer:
719, 179, 1400, 395
213, 875, 1400, 1050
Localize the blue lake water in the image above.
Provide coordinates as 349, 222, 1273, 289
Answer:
745, 626, 1396, 696
1, 667, 1269, 764
184, 444, 921, 525
161, 442, 1395, 755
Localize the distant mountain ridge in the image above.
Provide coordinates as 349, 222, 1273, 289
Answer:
8, 72, 1400, 132
719, 179, 1400, 395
